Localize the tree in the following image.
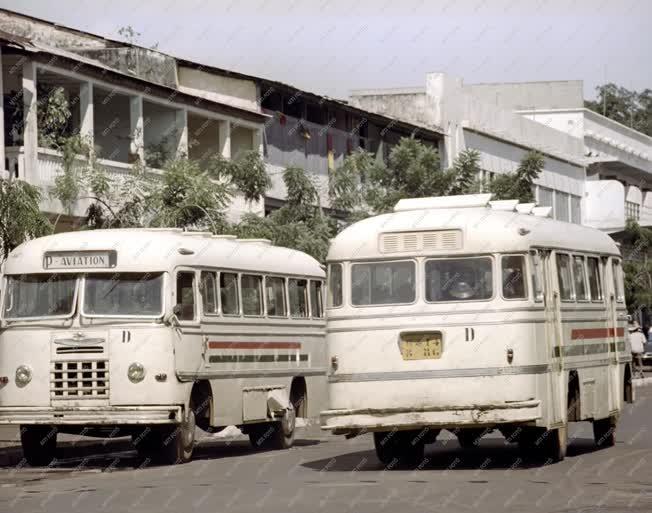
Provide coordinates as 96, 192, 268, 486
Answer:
489, 150, 544, 203
329, 138, 481, 222
0, 179, 52, 262
620, 220, 652, 313
585, 83, 652, 137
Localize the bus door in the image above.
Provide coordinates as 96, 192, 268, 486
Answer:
542, 250, 565, 426
172, 269, 204, 377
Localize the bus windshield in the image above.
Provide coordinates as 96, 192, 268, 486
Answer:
3, 274, 78, 319
83, 273, 164, 317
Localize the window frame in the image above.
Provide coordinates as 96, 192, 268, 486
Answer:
423, 255, 495, 304
240, 273, 265, 318
612, 258, 625, 303
174, 269, 198, 323
327, 263, 343, 309
309, 279, 325, 319
555, 252, 575, 302
265, 275, 288, 318
500, 254, 529, 301
199, 270, 219, 316
288, 277, 311, 318
529, 250, 544, 303
586, 256, 604, 303
219, 270, 241, 317
350, 259, 418, 308
571, 254, 590, 303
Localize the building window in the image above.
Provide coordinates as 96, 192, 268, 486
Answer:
625, 201, 640, 221
538, 187, 553, 209
555, 191, 570, 222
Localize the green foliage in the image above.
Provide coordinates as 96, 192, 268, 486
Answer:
448, 149, 482, 195
489, 150, 544, 203
0, 179, 52, 261
37, 86, 72, 148
620, 219, 652, 311
585, 83, 652, 137
224, 150, 271, 202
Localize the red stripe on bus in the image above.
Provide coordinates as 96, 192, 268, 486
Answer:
207, 341, 302, 349
570, 327, 625, 340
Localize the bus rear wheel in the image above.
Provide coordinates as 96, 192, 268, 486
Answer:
20, 425, 57, 467
373, 430, 425, 468
248, 405, 296, 450
593, 416, 617, 448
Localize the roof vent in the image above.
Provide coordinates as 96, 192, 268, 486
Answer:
394, 194, 492, 212
380, 230, 462, 253
489, 200, 519, 211
236, 238, 272, 245
212, 235, 237, 240
532, 206, 553, 218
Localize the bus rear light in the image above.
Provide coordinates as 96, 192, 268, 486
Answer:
155, 373, 167, 382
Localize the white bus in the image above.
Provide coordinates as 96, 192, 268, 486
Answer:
321, 194, 632, 465
0, 229, 327, 465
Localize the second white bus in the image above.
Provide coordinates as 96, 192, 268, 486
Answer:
321, 194, 632, 465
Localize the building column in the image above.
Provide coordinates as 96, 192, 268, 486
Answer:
219, 120, 231, 159
79, 81, 94, 144
176, 108, 188, 157
129, 95, 144, 163
22, 60, 38, 183
253, 126, 264, 156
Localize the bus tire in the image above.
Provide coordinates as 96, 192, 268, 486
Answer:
538, 426, 567, 462
157, 401, 196, 465
249, 404, 296, 450
373, 430, 425, 468
456, 428, 484, 449
20, 425, 57, 467
593, 416, 617, 448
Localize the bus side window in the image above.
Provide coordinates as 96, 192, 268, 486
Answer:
587, 256, 603, 301
572, 256, 588, 301
556, 253, 574, 301
327, 264, 343, 308
176, 271, 196, 321
501, 255, 527, 300
310, 280, 324, 318
266, 276, 287, 317
530, 251, 544, 302
289, 278, 309, 318
612, 259, 625, 302
241, 274, 263, 316
220, 272, 239, 315
200, 271, 218, 315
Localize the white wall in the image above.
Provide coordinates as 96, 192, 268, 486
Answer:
177, 66, 258, 112
583, 180, 626, 231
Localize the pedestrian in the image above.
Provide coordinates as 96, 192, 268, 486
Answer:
629, 320, 646, 379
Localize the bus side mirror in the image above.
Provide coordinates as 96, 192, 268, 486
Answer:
164, 305, 182, 326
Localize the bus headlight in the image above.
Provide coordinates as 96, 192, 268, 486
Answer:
15, 365, 32, 387
128, 362, 146, 383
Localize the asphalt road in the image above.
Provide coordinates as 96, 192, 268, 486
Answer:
1, 388, 652, 513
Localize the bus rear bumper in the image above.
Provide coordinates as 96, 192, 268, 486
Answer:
320, 400, 541, 433
0, 406, 182, 425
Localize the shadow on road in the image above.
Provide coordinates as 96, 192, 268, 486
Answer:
301, 436, 606, 472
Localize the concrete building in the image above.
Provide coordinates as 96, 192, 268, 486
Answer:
0, 8, 444, 229
351, 75, 652, 234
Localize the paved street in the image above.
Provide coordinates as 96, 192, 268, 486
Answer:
1, 386, 652, 513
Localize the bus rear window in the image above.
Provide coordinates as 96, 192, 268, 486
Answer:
4, 274, 77, 319
84, 273, 163, 317
426, 258, 492, 302
352, 261, 415, 306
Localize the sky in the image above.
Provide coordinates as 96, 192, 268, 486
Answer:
2, 0, 651, 101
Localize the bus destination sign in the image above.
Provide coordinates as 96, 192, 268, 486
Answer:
44, 251, 115, 270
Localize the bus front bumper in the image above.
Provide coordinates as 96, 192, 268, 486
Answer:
320, 400, 542, 433
0, 406, 182, 425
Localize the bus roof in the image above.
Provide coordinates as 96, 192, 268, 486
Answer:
327, 197, 621, 261
4, 229, 325, 277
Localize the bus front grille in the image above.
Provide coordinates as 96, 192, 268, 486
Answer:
51, 360, 109, 399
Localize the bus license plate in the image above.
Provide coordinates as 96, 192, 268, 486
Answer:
399, 333, 442, 360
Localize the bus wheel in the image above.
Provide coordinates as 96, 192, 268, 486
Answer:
593, 416, 617, 448
373, 430, 425, 468
249, 405, 296, 450
539, 426, 567, 462
158, 403, 196, 464
456, 428, 484, 449
20, 425, 57, 467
